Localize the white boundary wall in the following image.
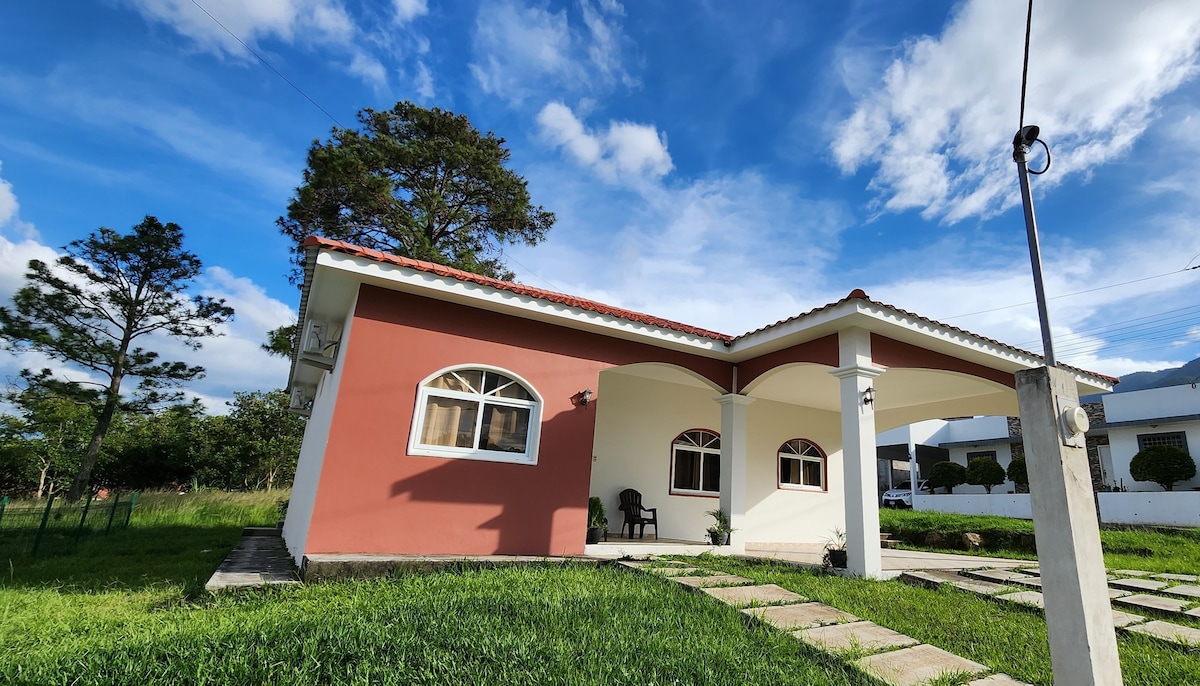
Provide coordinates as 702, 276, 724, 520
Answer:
1098, 492, 1200, 527
913, 493, 1032, 519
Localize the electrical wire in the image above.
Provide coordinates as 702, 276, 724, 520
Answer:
942, 264, 1200, 320
188, 0, 342, 128
1018, 0, 1034, 131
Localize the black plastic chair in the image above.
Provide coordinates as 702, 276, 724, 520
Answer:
618, 488, 658, 540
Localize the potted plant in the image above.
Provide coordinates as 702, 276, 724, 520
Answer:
822, 527, 847, 569
586, 496, 607, 544
705, 508, 735, 546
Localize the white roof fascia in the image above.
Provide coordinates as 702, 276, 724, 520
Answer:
316, 251, 731, 358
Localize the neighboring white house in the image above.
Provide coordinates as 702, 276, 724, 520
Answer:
877, 416, 1017, 495
1101, 384, 1200, 492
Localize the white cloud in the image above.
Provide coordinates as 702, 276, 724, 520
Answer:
537, 102, 672, 185
413, 60, 435, 101
348, 51, 389, 91
833, 0, 1200, 223
392, 0, 428, 24
470, 0, 634, 102
0, 164, 17, 227
124, 0, 355, 56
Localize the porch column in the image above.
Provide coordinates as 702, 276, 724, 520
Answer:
830, 327, 886, 578
716, 393, 755, 554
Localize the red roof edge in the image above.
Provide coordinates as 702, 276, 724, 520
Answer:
301, 236, 735, 343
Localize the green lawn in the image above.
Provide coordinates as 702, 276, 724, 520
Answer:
3, 493, 1198, 685
879, 508, 1200, 573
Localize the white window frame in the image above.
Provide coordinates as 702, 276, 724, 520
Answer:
778, 438, 827, 492
670, 429, 721, 497
408, 365, 543, 465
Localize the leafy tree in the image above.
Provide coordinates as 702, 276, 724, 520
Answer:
2, 389, 92, 497
0, 216, 233, 500
928, 460, 967, 494
966, 456, 1007, 494
277, 101, 555, 282
1007, 455, 1029, 492
1130, 445, 1196, 491
222, 390, 305, 491
100, 402, 206, 490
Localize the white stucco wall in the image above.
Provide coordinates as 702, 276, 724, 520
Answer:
1103, 385, 1200, 492
589, 369, 845, 545
914, 493, 1032, 519
1098, 492, 1200, 527
282, 305, 355, 564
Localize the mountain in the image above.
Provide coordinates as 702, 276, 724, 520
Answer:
1115, 356, 1200, 393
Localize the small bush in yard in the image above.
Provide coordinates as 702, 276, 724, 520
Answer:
1007, 456, 1028, 491
1130, 445, 1196, 491
928, 460, 966, 494
966, 457, 1006, 494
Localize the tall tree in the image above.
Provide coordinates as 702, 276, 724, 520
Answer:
277, 101, 555, 281
0, 216, 233, 500
222, 390, 305, 491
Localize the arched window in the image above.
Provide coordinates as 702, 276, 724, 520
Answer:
409, 366, 542, 465
778, 439, 826, 491
671, 429, 721, 496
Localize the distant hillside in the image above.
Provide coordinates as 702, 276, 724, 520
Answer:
1115, 356, 1200, 393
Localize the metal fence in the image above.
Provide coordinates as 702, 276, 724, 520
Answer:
0, 492, 137, 556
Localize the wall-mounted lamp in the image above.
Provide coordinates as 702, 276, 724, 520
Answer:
580, 388, 594, 406
863, 387, 876, 406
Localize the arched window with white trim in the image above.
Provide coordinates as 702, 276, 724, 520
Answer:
671, 429, 721, 496
778, 438, 826, 491
409, 366, 542, 465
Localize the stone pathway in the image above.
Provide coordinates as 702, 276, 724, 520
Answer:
620, 558, 1029, 686
205, 527, 299, 591
903, 565, 1200, 648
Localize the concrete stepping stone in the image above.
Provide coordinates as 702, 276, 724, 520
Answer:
1010, 576, 1043, 589
1126, 620, 1200, 647
902, 570, 1011, 596
966, 569, 1033, 584
648, 566, 702, 576
853, 644, 988, 686
1112, 569, 1152, 577
1108, 588, 1132, 599
966, 675, 1034, 686
998, 591, 1044, 608
1110, 577, 1170, 592
744, 601, 858, 629
1114, 593, 1190, 614
1161, 584, 1200, 599
1185, 607, 1200, 619
703, 583, 804, 607
672, 574, 752, 588
1111, 609, 1148, 629
1017, 567, 1040, 576
1154, 573, 1199, 583
795, 620, 918, 654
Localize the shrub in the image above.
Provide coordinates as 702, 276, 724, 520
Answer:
966, 457, 1007, 494
928, 461, 967, 494
587, 496, 607, 529
1007, 455, 1028, 489
1130, 445, 1196, 491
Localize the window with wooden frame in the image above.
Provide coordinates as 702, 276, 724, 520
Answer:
409, 366, 541, 465
778, 438, 826, 491
671, 429, 721, 496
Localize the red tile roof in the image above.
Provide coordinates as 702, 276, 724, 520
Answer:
302, 236, 1118, 385
301, 236, 734, 343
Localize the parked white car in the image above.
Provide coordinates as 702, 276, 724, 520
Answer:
881, 480, 931, 508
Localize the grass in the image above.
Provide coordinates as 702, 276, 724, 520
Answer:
879, 508, 1200, 573
4, 492, 1198, 684
684, 555, 1200, 686
1, 491, 873, 685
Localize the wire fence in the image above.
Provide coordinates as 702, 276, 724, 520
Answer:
0, 492, 137, 557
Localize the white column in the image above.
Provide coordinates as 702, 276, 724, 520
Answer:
716, 393, 755, 555
1017, 366, 1122, 685
830, 327, 885, 578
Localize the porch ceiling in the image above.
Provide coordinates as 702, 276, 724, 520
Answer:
745, 363, 1016, 422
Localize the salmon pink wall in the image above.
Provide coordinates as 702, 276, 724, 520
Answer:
304, 286, 733, 557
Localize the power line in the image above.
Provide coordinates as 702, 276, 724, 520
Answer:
942, 264, 1200, 321
1012, 304, 1200, 349
188, 0, 342, 128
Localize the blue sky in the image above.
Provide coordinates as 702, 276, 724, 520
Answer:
1, 0, 1199, 412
